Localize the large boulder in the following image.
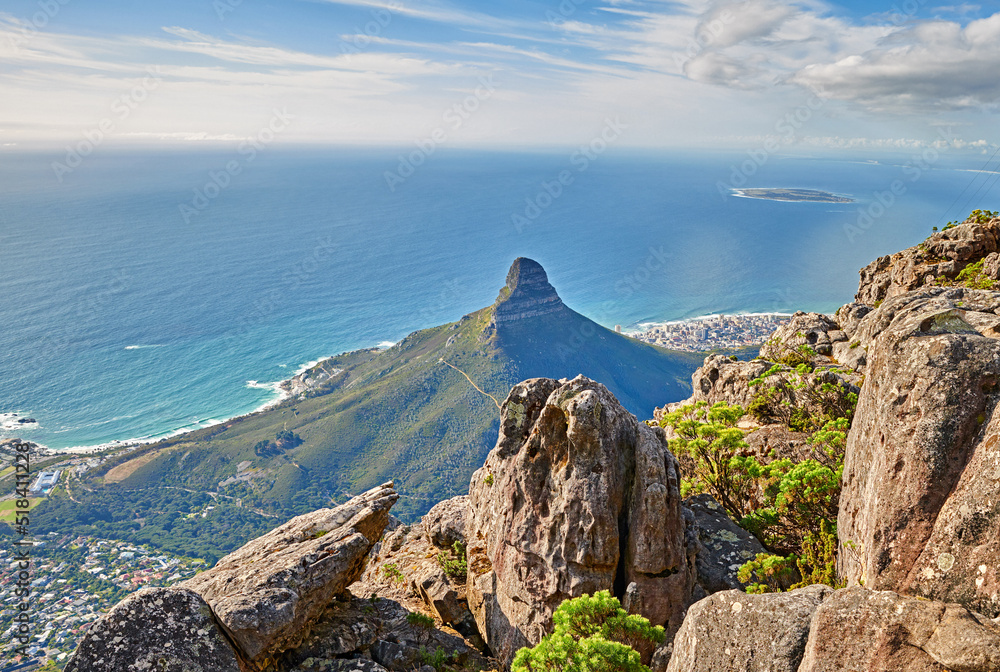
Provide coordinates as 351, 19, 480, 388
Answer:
684, 494, 766, 595
666, 585, 832, 672
837, 289, 1000, 616
799, 587, 1000, 672
667, 585, 1000, 672
424, 495, 468, 549
278, 595, 490, 672
856, 215, 1000, 305
466, 376, 696, 666
183, 482, 398, 662
65, 587, 243, 672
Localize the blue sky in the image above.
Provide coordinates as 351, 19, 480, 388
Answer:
2, 0, 999, 149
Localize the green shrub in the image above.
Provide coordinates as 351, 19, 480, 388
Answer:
511, 591, 664, 672
407, 611, 435, 629
437, 541, 467, 580
661, 402, 758, 518
419, 646, 455, 671
382, 562, 405, 583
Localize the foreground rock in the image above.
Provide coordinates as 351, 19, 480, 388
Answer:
466, 376, 697, 666
668, 585, 1000, 672
667, 585, 832, 672
800, 587, 1000, 672
65, 587, 243, 672
684, 494, 765, 595
279, 594, 490, 672
182, 483, 399, 662
837, 288, 1000, 616
354, 495, 482, 644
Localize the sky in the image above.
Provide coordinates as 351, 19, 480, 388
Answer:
2, 0, 1000, 150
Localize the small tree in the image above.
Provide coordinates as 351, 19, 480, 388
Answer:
511, 591, 664, 672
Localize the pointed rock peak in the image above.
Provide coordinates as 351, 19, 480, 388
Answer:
492, 258, 564, 323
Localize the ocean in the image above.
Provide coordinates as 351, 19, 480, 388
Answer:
0, 146, 993, 450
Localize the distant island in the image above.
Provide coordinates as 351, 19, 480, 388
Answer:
733, 188, 854, 203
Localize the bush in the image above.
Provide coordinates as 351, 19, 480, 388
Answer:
437, 541, 467, 581
407, 611, 435, 629
382, 562, 405, 583
661, 401, 758, 518
511, 591, 664, 672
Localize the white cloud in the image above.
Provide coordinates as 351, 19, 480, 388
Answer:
792, 13, 1000, 110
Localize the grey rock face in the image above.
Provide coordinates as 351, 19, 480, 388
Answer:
423, 495, 468, 549
685, 494, 765, 594
799, 587, 1000, 672
490, 258, 565, 324
183, 482, 398, 662
466, 376, 696, 666
667, 585, 1000, 672
856, 216, 1000, 305
64, 587, 242, 672
278, 595, 489, 672
837, 289, 1000, 616
666, 585, 832, 672
354, 508, 482, 646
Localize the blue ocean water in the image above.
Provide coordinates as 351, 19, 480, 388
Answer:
0, 146, 993, 449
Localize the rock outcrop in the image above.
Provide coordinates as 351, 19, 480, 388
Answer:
684, 495, 766, 595
354, 495, 482, 644
799, 587, 1000, 672
182, 483, 399, 661
278, 594, 489, 672
667, 585, 832, 672
65, 587, 243, 672
466, 376, 696, 666
759, 311, 845, 358
490, 258, 565, 325
856, 215, 1000, 305
668, 585, 1000, 672
837, 288, 1000, 616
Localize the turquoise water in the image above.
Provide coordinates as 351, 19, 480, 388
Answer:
0, 147, 992, 449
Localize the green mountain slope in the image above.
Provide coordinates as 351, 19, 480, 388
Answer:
34, 259, 711, 558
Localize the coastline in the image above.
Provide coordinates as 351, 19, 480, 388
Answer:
7, 310, 797, 456
6, 347, 393, 456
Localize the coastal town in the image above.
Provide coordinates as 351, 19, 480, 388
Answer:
623, 313, 792, 351
0, 535, 203, 669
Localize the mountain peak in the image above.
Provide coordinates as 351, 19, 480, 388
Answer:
492, 258, 564, 323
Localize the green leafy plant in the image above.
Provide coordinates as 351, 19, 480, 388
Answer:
661, 401, 759, 518
511, 591, 665, 672
484, 473, 494, 486
407, 611, 436, 629
382, 562, 405, 583
437, 541, 468, 580
419, 646, 456, 672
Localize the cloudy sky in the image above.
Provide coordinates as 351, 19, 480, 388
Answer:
2, 0, 999, 150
